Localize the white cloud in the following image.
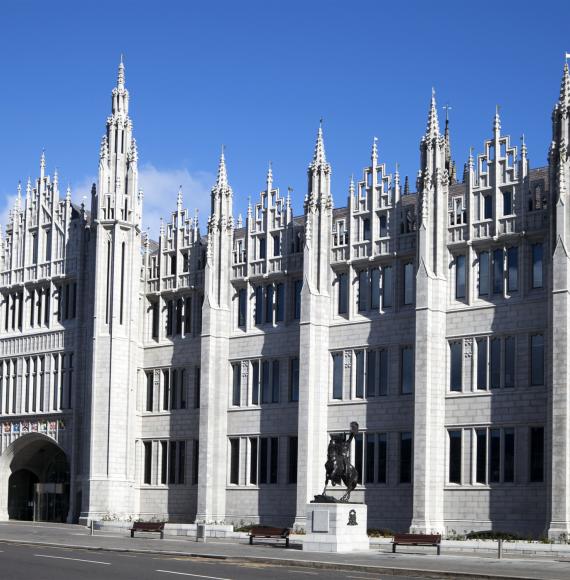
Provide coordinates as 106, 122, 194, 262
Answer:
138, 163, 213, 238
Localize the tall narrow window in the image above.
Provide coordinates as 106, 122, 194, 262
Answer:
270, 438, 278, 483
288, 437, 298, 484
120, 242, 125, 324
229, 439, 240, 484
365, 433, 375, 484
338, 273, 348, 315
259, 237, 266, 260
378, 433, 387, 483
355, 351, 365, 398
403, 263, 414, 305
273, 233, 280, 257
362, 217, 371, 241
477, 338, 487, 390
166, 300, 174, 336
400, 432, 412, 483
175, 299, 183, 335
265, 285, 274, 324
180, 369, 186, 409
161, 441, 168, 484
143, 441, 152, 485
163, 369, 170, 410
529, 426, 544, 482
184, 296, 192, 334
355, 433, 363, 484
332, 352, 343, 400
379, 350, 388, 395
254, 286, 263, 325
504, 336, 515, 388
484, 194, 492, 219
290, 358, 299, 402
531, 334, 544, 386
237, 288, 246, 328
259, 438, 268, 484
479, 251, 489, 296
503, 190, 513, 215
379, 215, 387, 237
493, 249, 503, 294
178, 441, 186, 484
275, 283, 285, 322
507, 247, 518, 293
455, 255, 466, 299
358, 270, 368, 311
450, 342, 462, 392
476, 429, 487, 484
194, 367, 200, 408
504, 428, 515, 483
232, 363, 240, 407
532, 243, 543, 289
489, 428, 501, 483
146, 372, 154, 412
252, 361, 259, 405
151, 301, 159, 339
294, 280, 302, 320
382, 266, 393, 308
370, 268, 380, 310
272, 360, 280, 403
448, 430, 462, 484
261, 360, 270, 404
401, 347, 413, 394
250, 437, 258, 484
366, 350, 376, 397
490, 338, 501, 389
193, 440, 199, 484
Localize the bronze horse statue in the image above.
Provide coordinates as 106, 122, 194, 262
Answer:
322, 421, 359, 502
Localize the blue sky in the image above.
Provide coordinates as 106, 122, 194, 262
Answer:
0, 0, 569, 235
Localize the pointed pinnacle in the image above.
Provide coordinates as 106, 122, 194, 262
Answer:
349, 174, 355, 194
66, 185, 72, 202
215, 145, 229, 190
372, 137, 378, 162
494, 105, 501, 133
560, 62, 570, 107
117, 55, 125, 89
311, 122, 327, 168
177, 185, 183, 211
267, 161, 273, 188
426, 89, 440, 138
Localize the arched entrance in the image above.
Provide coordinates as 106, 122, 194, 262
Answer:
0, 434, 69, 522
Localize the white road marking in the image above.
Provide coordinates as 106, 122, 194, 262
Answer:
287, 572, 318, 576
156, 570, 232, 580
34, 554, 111, 565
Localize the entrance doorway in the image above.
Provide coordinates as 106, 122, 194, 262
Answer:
1, 434, 70, 523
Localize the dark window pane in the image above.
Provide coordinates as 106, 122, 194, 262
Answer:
260, 438, 268, 484
261, 361, 270, 403
250, 437, 258, 484
370, 268, 380, 310
144, 441, 152, 485
276, 283, 285, 322
490, 338, 501, 389
532, 243, 543, 289
379, 350, 388, 396
163, 370, 170, 410
476, 429, 487, 483
378, 433, 387, 483
290, 358, 299, 402
530, 427, 544, 482
146, 372, 153, 412
270, 438, 278, 483
161, 441, 168, 484
504, 337, 515, 388
252, 361, 259, 405
504, 428, 515, 482
507, 247, 518, 292
355, 434, 363, 484
288, 437, 298, 484
355, 351, 364, 398
503, 190, 512, 215
365, 433, 375, 484
531, 335, 544, 386
238, 289, 246, 327
366, 350, 376, 397
169, 440, 177, 484
479, 252, 489, 296
489, 429, 501, 483
493, 249, 503, 294
272, 360, 280, 403
332, 353, 343, 399
358, 270, 368, 311
294, 280, 302, 319
232, 363, 240, 406
450, 342, 462, 392
184, 296, 192, 334
178, 441, 186, 484
401, 347, 413, 394
265, 286, 274, 324
383, 267, 393, 308
338, 273, 348, 314
404, 263, 414, 305
255, 286, 263, 325
456, 255, 466, 299
400, 432, 412, 483
484, 194, 492, 219
230, 439, 240, 484
448, 430, 462, 484
477, 338, 487, 390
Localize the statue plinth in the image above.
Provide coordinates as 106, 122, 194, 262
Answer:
303, 502, 370, 553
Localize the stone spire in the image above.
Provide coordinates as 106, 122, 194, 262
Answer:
425, 88, 440, 139
213, 146, 231, 195
40, 150, 46, 179
117, 54, 125, 90
493, 105, 501, 135
266, 161, 273, 191
371, 137, 378, 164
309, 120, 329, 172
559, 62, 570, 108
177, 185, 183, 213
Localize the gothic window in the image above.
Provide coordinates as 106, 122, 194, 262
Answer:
261, 361, 270, 403
504, 337, 515, 388
253, 437, 279, 484
400, 347, 413, 394
288, 437, 298, 484
143, 442, 152, 484
184, 296, 192, 334
507, 247, 518, 292
529, 427, 544, 482
448, 430, 462, 484
166, 300, 174, 336
332, 352, 343, 400
530, 334, 544, 386
151, 301, 159, 339
382, 266, 393, 308
478, 251, 490, 296
355, 350, 365, 398
251, 361, 259, 405
229, 439, 240, 484
265, 286, 274, 324
358, 270, 368, 312
249, 438, 258, 484
490, 338, 501, 389
450, 341, 462, 392
483, 194, 492, 219
182, 251, 189, 272
175, 299, 183, 334
379, 214, 387, 237
289, 358, 299, 402
370, 268, 380, 310
254, 286, 263, 325
293, 280, 302, 319
366, 351, 376, 398
275, 283, 284, 322
455, 255, 466, 299
493, 249, 503, 294
337, 273, 348, 315
476, 338, 488, 390
362, 217, 371, 241
403, 262, 414, 305
532, 243, 543, 289
237, 288, 246, 327
258, 237, 266, 260
231, 363, 240, 407
399, 432, 412, 483
45, 228, 52, 262
503, 190, 513, 215
272, 233, 280, 257
146, 372, 153, 412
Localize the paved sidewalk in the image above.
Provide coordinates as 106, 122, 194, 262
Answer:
0, 521, 569, 579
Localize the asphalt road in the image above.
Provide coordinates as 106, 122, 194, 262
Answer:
0, 542, 423, 580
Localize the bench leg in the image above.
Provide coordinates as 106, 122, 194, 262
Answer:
160, 532, 164, 539
131, 531, 134, 538
392, 543, 396, 553
285, 538, 289, 548
437, 545, 440, 556
249, 536, 253, 545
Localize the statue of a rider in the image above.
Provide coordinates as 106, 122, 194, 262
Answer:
315, 421, 359, 503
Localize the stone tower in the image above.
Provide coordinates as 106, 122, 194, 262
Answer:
196, 150, 233, 523
548, 62, 570, 538
82, 58, 143, 520
294, 124, 333, 528
411, 92, 449, 534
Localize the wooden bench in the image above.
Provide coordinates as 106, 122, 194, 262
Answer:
392, 533, 441, 555
248, 526, 290, 547
130, 521, 165, 539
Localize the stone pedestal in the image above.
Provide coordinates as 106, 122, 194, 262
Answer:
303, 502, 370, 552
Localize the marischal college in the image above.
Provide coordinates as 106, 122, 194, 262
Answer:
1, 57, 570, 539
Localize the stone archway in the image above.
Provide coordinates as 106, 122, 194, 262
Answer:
0, 433, 69, 522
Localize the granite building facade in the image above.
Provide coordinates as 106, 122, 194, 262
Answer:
0, 59, 569, 538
